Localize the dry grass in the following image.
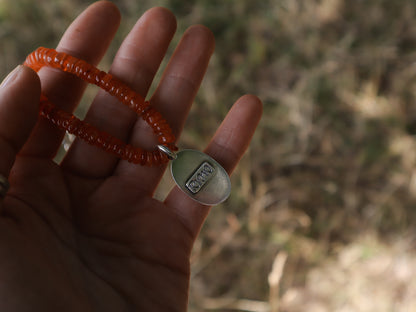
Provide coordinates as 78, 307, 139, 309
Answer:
2, 0, 416, 311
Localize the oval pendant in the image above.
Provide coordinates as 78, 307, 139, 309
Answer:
169, 149, 231, 206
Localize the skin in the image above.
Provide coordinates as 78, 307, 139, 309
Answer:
0, 1, 262, 311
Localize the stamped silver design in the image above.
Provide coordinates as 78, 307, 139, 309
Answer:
158, 146, 231, 206
185, 162, 215, 194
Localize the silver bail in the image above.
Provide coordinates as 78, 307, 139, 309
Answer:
157, 145, 177, 160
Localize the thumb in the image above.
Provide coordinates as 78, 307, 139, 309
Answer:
0, 65, 41, 178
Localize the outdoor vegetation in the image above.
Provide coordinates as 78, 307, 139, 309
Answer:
1, 0, 416, 311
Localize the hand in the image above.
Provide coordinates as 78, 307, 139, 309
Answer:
0, 1, 262, 311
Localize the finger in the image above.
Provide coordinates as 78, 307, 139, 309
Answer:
114, 25, 215, 194
20, 1, 121, 159
61, 7, 177, 178
165, 95, 263, 238
0, 66, 41, 177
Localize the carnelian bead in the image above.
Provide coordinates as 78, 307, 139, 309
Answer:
77, 125, 90, 141
158, 133, 176, 144
146, 152, 153, 166
95, 71, 106, 85
153, 151, 162, 164
54, 52, 66, 66
67, 117, 81, 133
98, 133, 111, 150
115, 146, 125, 158
131, 151, 139, 164
87, 128, 99, 145
139, 152, 147, 166
44, 50, 55, 64
100, 73, 113, 90
123, 145, 134, 161
146, 110, 162, 125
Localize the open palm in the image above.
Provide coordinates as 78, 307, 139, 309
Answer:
0, 1, 262, 311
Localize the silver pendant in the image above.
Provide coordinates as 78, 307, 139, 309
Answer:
158, 146, 231, 206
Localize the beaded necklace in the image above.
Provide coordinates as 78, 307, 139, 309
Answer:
24, 47, 230, 205
24, 47, 176, 166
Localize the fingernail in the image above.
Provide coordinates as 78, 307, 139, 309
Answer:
0, 65, 23, 90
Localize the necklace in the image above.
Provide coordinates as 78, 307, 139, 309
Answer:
24, 47, 231, 205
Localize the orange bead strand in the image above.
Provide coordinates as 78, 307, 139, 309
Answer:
24, 47, 178, 166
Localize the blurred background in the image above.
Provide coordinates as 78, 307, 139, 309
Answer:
2, 0, 416, 311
